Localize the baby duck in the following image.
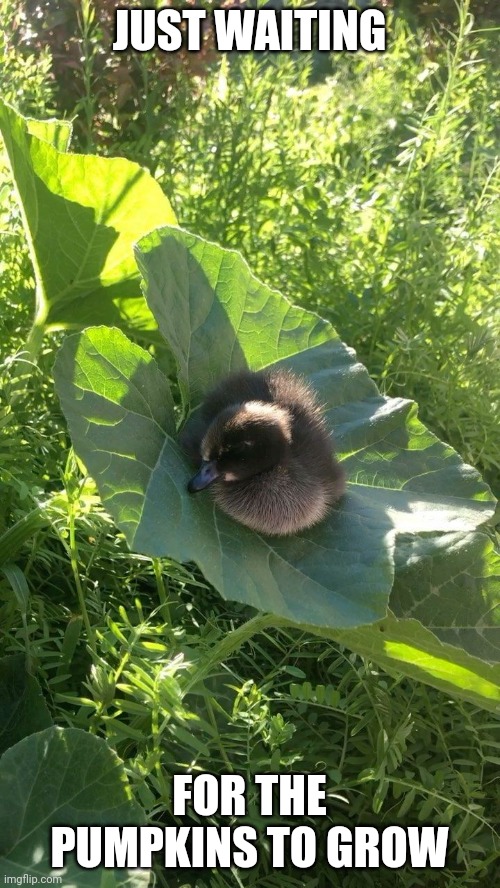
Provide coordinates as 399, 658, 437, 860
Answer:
182, 368, 346, 536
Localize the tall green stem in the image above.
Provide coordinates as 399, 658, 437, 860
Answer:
183, 612, 291, 694
68, 504, 96, 654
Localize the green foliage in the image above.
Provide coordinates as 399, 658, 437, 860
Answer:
53, 229, 498, 708
1, 3, 500, 885
169, 10, 500, 496
1, 455, 499, 884
0, 0, 54, 118
388, 0, 500, 29
13, 0, 212, 162
0, 100, 177, 354
0, 0, 56, 357
55, 320, 389, 625
0, 726, 149, 887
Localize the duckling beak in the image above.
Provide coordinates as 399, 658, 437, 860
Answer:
188, 460, 220, 493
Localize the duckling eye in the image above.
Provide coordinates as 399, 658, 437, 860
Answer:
228, 440, 253, 455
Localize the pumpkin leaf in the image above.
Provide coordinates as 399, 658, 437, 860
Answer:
0, 100, 176, 339
55, 326, 393, 629
0, 727, 149, 888
53, 228, 499, 707
54, 230, 496, 632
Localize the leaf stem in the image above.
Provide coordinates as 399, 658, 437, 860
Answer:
68, 503, 96, 655
157, 612, 288, 738
24, 319, 46, 364
183, 612, 291, 695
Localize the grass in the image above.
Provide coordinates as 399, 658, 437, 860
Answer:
0, 1, 499, 885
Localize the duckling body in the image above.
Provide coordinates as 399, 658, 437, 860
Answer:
182, 368, 345, 536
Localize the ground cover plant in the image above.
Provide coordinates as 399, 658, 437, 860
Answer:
0, 2, 499, 886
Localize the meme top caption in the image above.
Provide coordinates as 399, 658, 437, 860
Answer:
113, 6, 387, 54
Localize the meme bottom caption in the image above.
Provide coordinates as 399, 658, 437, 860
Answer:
51, 774, 449, 870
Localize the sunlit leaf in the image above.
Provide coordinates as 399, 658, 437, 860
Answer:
0, 100, 176, 339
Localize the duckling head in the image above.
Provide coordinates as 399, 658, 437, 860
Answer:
187, 401, 292, 492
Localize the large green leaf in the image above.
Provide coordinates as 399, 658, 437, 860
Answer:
0, 100, 176, 338
134, 227, 339, 409
55, 329, 393, 629
53, 228, 500, 707
55, 226, 495, 597
0, 727, 149, 888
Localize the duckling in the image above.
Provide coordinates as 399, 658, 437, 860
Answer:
182, 368, 345, 536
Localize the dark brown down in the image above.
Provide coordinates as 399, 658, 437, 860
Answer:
181, 368, 346, 535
